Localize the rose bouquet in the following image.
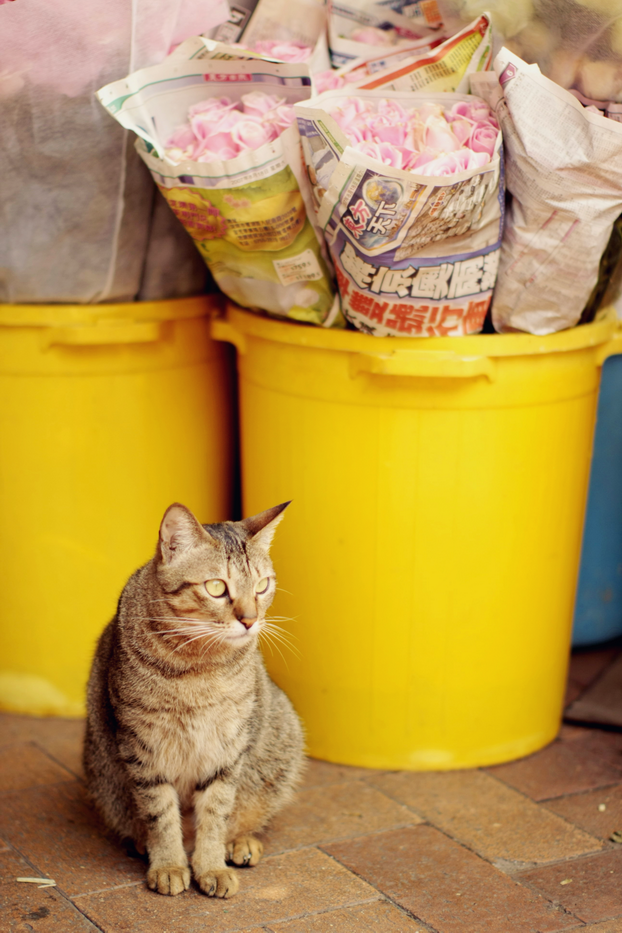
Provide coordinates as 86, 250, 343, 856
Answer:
165, 93, 297, 163
98, 51, 337, 326
295, 89, 504, 336
328, 0, 443, 67
325, 96, 498, 174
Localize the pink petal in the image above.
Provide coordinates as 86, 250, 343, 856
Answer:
350, 27, 396, 45
469, 124, 498, 156
424, 116, 460, 153
231, 119, 274, 150
241, 92, 286, 116
450, 117, 475, 145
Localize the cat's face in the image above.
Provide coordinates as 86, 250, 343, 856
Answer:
151, 502, 289, 655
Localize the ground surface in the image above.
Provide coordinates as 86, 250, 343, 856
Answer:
3, 647, 622, 933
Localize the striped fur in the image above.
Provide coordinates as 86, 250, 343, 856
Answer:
83, 502, 304, 898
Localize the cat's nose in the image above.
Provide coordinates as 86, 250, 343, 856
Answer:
238, 615, 257, 630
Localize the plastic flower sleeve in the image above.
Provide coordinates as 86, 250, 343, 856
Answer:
296, 89, 503, 336
98, 51, 338, 326
0, 0, 229, 304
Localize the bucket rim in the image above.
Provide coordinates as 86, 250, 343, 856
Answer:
0, 295, 223, 328
224, 303, 619, 358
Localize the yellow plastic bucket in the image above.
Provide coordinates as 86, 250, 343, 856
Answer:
0, 296, 234, 718
213, 305, 622, 770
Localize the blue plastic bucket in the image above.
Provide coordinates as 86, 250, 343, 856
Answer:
573, 351, 622, 646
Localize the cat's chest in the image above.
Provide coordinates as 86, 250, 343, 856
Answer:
145, 679, 254, 785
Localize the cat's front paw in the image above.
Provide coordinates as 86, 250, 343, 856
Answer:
147, 865, 191, 896
226, 835, 264, 866
196, 868, 239, 898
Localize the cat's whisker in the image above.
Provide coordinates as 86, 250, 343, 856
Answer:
262, 635, 300, 661
258, 631, 292, 671
260, 622, 300, 652
170, 630, 218, 653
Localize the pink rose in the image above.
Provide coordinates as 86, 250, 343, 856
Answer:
188, 97, 234, 118
350, 27, 396, 45
231, 118, 276, 150
167, 124, 196, 151
467, 150, 491, 169
252, 40, 312, 63
371, 115, 408, 146
423, 115, 460, 152
450, 117, 475, 146
241, 92, 286, 116
377, 98, 409, 123
469, 123, 498, 156
263, 105, 297, 131
314, 71, 347, 93
408, 150, 437, 170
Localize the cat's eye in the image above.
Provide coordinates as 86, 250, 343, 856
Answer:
256, 577, 270, 594
205, 579, 227, 598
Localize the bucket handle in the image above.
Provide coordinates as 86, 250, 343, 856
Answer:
211, 318, 247, 354
43, 320, 162, 348
351, 349, 496, 381
595, 324, 622, 366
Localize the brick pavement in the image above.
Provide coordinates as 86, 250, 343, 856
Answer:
2, 647, 622, 932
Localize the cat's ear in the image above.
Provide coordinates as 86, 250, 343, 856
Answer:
158, 503, 205, 563
241, 501, 291, 551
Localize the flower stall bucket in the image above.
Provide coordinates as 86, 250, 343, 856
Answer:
0, 296, 234, 718
573, 328, 622, 646
213, 304, 622, 770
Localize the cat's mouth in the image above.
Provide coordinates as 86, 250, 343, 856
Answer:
225, 623, 258, 643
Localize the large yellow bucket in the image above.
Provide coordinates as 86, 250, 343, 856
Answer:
213, 305, 622, 770
0, 296, 234, 718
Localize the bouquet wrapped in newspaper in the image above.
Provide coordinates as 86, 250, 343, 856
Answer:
437, 0, 622, 104
205, 0, 330, 74
295, 89, 503, 336
472, 49, 622, 335
328, 0, 444, 68
317, 13, 492, 94
97, 44, 338, 326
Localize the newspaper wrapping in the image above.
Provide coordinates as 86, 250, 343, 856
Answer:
345, 13, 492, 92
472, 49, 622, 335
206, 0, 330, 74
295, 88, 504, 336
98, 50, 338, 326
328, 0, 443, 68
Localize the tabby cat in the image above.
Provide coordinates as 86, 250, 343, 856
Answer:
83, 501, 304, 898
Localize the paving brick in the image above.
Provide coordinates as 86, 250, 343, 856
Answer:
545, 784, 622, 841
265, 781, 421, 854
301, 758, 386, 789
0, 713, 85, 779
576, 921, 622, 932
565, 678, 585, 708
0, 781, 144, 897
0, 741, 77, 793
266, 900, 431, 931
559, 725, 622, 769
487, 740, 622, 801
569, 649, 621, 688
324, 825, 578, 933
75, 847, 381, 933
372, 769, 603, 865
0, 844, 98, 932
518, 848, 622, 923
566, 655, 622, 729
